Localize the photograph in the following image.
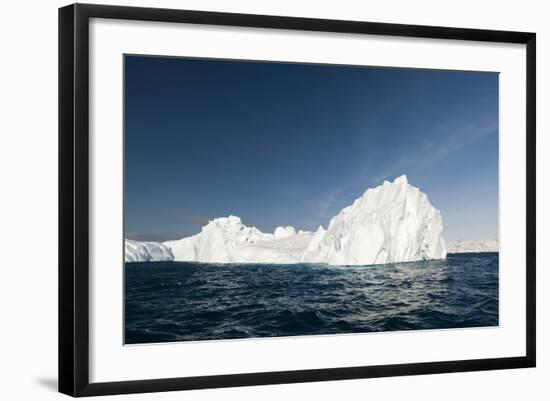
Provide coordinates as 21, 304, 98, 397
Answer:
123, 55, 500, 345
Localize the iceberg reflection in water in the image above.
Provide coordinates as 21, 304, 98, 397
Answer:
124, 253, 498, 344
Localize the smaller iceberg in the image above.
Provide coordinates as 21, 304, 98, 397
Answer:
274, 226, 297, 239
124, 239, 174, 263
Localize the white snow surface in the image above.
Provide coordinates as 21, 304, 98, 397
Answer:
158, 175, 447, 266
446, 239, 499, 253
300, 175, 446, 265
162, 216, 313, 264
274, 226, 297, 239
125, 239, 174, 263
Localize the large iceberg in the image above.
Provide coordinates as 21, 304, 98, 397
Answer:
301, 175, 446, 265
125, 239, 174, 263
156, 175, 447, 266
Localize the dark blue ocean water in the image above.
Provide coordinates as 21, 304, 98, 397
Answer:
125, 253, 498, 344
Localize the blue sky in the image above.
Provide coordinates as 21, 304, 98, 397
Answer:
124, 55, 499, 242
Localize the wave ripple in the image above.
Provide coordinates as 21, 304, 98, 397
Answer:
125, 253, 498, 344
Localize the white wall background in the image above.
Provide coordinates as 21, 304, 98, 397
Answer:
0, 0, 547, 399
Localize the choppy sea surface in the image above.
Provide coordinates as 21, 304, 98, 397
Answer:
125, 253, 498, 344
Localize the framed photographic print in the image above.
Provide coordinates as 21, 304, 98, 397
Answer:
58, 3, 536, 397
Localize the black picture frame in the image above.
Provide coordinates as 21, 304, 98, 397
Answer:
59, 3, 536, 397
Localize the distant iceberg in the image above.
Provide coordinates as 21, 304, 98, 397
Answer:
446, 239, 499, 253
126, 175, 448, 266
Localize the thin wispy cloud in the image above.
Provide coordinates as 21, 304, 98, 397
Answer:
364, 115, 498, 186
313, 187, 347, 219
303, 112, 498, 230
